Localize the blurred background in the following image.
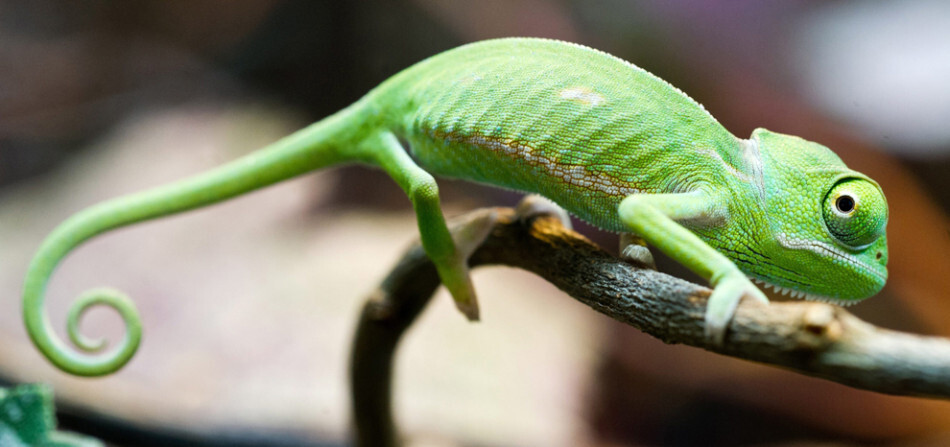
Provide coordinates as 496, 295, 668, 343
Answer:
1, 1, 949, 446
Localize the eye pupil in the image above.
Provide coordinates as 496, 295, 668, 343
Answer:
836, 195, 855, 213
823, 179, 886, 248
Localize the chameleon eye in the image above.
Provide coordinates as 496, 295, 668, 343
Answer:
835, 195, 855, 214
822, 178, 887, 248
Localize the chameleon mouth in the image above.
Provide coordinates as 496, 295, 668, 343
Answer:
748, 277, 860, 307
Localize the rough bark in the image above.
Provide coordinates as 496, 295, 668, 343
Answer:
350, 206, 950, 446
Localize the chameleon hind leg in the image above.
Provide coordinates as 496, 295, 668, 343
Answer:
617, 191, 768, 344
364, 132, 482, 320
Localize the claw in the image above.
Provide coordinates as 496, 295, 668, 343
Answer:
436, 254, 481, 321
705, 272, 770, 345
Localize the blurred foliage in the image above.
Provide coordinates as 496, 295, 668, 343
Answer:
0, 384, 103, 447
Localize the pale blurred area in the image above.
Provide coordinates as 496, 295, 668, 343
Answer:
0, 1, 948, 446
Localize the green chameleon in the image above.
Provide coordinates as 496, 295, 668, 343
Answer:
23, 38, 887, 377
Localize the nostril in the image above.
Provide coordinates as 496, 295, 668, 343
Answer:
876, 252, 882, 260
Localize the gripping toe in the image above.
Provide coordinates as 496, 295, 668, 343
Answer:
515, 194, 572, 229
705, 273, 769, 345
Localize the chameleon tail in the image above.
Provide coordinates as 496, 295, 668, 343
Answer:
23, 102, 371, 376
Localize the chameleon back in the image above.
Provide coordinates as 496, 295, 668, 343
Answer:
371, 38, 745, 230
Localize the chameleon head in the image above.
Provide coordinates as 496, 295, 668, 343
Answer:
748, 128, 888, 304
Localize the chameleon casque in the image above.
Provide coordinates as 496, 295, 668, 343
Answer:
23, 38, 888, 376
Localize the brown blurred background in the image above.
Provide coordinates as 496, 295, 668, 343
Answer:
1, 1, 949, 446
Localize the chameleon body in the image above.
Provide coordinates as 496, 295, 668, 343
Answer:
23, 38, 888, 376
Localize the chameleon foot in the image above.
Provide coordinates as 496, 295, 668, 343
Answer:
705, 271, 769, 344
619, 233, 657, 270
515, 194, 572, 229
442, 208, 502, 320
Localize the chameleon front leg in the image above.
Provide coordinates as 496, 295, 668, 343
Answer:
364, 132, 481, 320
617, 191, 768, 343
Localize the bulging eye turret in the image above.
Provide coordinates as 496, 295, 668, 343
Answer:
822, 178, 887, 248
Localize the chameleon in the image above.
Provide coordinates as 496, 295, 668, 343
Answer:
23, 38, 888, 377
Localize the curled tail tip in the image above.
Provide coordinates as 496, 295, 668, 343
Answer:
25, 286, 143, 377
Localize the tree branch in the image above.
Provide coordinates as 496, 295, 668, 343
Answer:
349, 205, 950, 446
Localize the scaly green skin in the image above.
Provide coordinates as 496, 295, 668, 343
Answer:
23, 38, 888, 376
